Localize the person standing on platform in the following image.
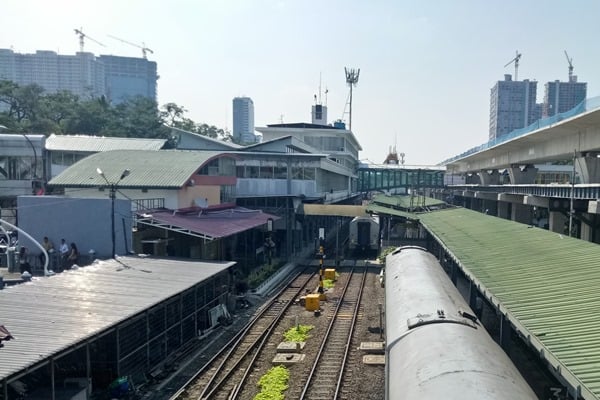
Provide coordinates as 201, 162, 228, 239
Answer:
59, 238, 69, 271
19, 246, 31, 274
66, 242, 79, 269
39, 236, 54, 266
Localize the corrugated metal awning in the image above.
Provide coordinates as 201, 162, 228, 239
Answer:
0, 257, 234, 381
419, 207, 600, 400
300, 204, 368, 217
136, 207, 280, 240
365, 203, 419, 220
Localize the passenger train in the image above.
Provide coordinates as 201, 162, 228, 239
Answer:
348, 215, 379, 254
384, 246, 536, 400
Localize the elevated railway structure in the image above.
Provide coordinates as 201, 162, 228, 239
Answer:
443, 96, 600, 185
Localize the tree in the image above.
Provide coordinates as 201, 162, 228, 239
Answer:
0, 81, 45, 125
108, 96, 169, 139
0, 80, 229, 142
160, 102, 188, 127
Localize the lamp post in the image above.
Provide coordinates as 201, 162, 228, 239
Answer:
97, 168, 130, 258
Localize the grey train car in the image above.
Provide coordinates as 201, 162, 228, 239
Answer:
348, 215, 379, 253
384, 246, 536, 400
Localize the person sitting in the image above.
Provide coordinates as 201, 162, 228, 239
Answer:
66, 242, 79, 269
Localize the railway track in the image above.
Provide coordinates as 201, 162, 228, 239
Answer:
169, 268, 316, 400
292, 266, 368, 399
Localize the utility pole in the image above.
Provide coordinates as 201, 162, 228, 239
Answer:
97, 168, 131, 258
569, 150, 576, 237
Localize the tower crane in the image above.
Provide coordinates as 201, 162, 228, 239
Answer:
108, 35, 154, 59
74, 28, 105, 53
564, 50, 574, 81
504, 50, 522, 81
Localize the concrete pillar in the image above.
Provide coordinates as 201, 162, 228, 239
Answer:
499, 314, 512, 351
549, 211, 568, 234
482, 200, 497, 215
497, 202, 510, 219
450, 262, 457, 285
507, 165, 538, 184
511, 203, 531, 224
576, 153, 600, 184
465, 174, 479, 184
471, 198, 482, 213
580, 215, 593, 242
478, 170, 501, 185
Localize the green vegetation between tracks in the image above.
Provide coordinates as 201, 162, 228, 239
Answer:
283, 325, 314, 342
254, 365, 290, 400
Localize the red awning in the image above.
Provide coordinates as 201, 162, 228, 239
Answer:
136, 207, 280, 241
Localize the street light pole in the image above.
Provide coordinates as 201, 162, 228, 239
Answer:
97, 168, 130, 258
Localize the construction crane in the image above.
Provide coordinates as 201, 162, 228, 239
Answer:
564, 50, 574, 82
74, 28, 105, 53
504, 50, 522, 81
108, 35, 154, 59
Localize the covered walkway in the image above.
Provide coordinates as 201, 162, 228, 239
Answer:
417, 207, 600, 400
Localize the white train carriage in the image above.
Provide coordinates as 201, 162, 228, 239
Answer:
385, 246, 536, 400
348, 215, 379, 252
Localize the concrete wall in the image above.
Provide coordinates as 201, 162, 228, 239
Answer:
16, 196, 132, 261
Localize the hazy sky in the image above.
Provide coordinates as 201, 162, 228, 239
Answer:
2, 1, 599, 164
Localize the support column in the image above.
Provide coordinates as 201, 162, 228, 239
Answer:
450, 262, 457, 285
549, 211, 568, 234
477, 170, 500, 185
499, 314, 512, 351
497, 202, 510, 219
576, 153, 600, 183
507, 164, 538, 184
511, 203, 531, 224
465, 174, 479, 184
580, 215, 593, 242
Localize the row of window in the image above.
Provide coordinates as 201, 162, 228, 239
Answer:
235, 165, 316, 180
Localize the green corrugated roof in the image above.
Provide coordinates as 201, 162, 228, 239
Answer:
365, 203, 419, 220
419, 207, 600, 399
301, 204, 368, 217
372, 194, 445, 209
48, 149, 227, 188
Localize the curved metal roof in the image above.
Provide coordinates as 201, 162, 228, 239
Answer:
48, 149, 230, 188
45, 134, 167, 152
419, 207, 600, 399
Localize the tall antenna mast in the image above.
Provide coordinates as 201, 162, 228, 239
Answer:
344, 67, 360, 130
318, 72, 322, 104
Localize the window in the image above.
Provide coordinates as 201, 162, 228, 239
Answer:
259, 165, 273, 179
220, 185, 236, 203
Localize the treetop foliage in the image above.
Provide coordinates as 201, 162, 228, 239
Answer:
0, 80, 232, 144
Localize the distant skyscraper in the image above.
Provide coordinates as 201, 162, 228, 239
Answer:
0, 49, 157, 103
0, 49, 105, 99
98, 55, 157, 103
489, 74, 538, 141
543, 77, 587, 117
232, 97, 255, 143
